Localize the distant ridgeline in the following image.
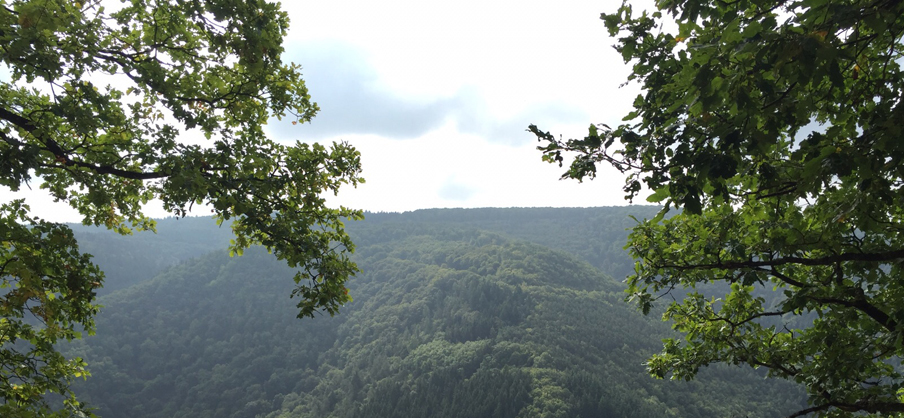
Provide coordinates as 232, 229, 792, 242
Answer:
65, 207, 805, 418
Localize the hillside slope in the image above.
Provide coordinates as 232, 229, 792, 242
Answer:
68, 223, 805, 418
72, 206, 660, 294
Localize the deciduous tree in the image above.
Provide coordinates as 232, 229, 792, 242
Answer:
533, 0, 904, 416
0, 0, 362, 415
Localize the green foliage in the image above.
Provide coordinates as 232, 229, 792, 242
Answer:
1, 0, 362, 413
0, 200, 100, 416
66, 215, 806, 418
66, 247, 340, 418
534, 0, 904, 416
72, 216, 238, 294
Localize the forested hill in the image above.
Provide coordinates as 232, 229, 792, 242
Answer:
65, 208, 805, 417
71, 217, 237, 294
357, 206, 661, 280
73, 206, 660, 293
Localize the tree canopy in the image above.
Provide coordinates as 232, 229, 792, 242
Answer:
63, 216, 805, 418
534, 0, 904, 416
0, 0, 362, 415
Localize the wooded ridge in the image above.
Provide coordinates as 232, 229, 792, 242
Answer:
64, 207, 805, 418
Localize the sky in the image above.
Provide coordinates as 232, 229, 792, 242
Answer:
273, 0, 648, 212
5, 0, 650, 222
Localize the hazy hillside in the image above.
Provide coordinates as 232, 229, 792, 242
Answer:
72, 217, 237, 294
358, 206, 662, 279
73, 206, 660, 293
64, 210, 806, 418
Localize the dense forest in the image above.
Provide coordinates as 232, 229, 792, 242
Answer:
63, 207, 806, 417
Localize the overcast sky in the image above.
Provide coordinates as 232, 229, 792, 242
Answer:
277, 0, 647, 212
6, 0, 648, 222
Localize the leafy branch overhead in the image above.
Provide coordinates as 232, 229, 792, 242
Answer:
0, 0, 362, 415
534, 0, 904, 416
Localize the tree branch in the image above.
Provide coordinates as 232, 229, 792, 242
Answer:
661, 248, 904, 271
0, 105, 169, 180
787, 404, 830, 418
809, 295, 897, 332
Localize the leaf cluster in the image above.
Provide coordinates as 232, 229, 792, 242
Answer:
0, 200, 100, 416
1, 0, 364, 412
533, 0, 904, 416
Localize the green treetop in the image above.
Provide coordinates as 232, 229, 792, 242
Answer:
534, 0, 904, 416
0, 0, 362, 415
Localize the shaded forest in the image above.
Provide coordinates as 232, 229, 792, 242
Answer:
64, 207, 806, 417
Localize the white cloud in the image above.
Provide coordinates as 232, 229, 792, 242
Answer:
282, 0, 637, 120
321, 121, 629, 212
275, 0, 641, 212
269, 43, 590, 146
5, 0, 646, 223
438, 176, 478, 202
